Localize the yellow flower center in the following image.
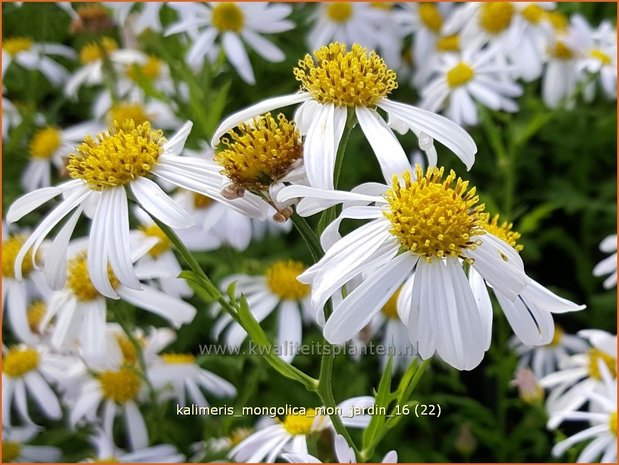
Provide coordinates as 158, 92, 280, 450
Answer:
3, 37, 33, 56
99, 367, 142, 404
548, 326, 564, 347
591, 49, 612, 65
79, 37, 118, 64
67, 120, 164, 191
381, 288, 400, 320
436, 35, 460, 52
27, 300, 47, 333
326, 3, 353, 23
115, 335, 139, 365
29, 127, 62, 159
384, 166, 485, 261
211, 3, 245, 33
2, 235, 35, 279
370, 2, 393, 11
93, 457, 118, 463
446, 62, 475, 88
66, 253, 119, 301
610, 411, 617, 436
483, 213, 523, 252
521, 4, 544, 24
587, 348, 617, 380
126, 56, 162, 81
2, 347, 39, 378
107, 103, 150, 128
294, 42, 398, 108
266, 260, 310, 300
161, 353, 195, 364
282, 408, 317, 435
2, 441, 21, 463
479, 2, 514, 34
418, 3, 443, 33
193, 192, 214, 209
141, 224, 172, 258
215, 112, 302, 191
545, 11, 568, 32
551, 41, 574, 60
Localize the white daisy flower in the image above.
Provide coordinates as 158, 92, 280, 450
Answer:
148, 352, 236, 407
213, 260, 312, 363
212, 43, 477, 190
103, 2, 166, 35
2, 344, 62, 427
2, 425, 62, 463
283, 433, 397, 463
2, 37, 75, 85
510, 326, 589, 378
551, 363, 617, 463
542, 19, 580, 109
2, 97, 21, 140
39, 236, 196, 362
85, 428, 185, 463
278, 165, 584, 370
96, 98, 182, 132
101, 324, 177, 370
6, 119, 266, 299
230, 396, 374, 463
199, 427, 253, 457
540, 329, 616, 426
419, 45, 522, 126
165, 2, 294, 84
22, 122, 104, 193
593, 234, 617, 289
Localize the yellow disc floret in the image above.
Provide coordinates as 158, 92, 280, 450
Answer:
384, 166, 485, 261
482, 213, 523, 252
446, 62, 475, 88
294, 42, 398, 107
326, 3, 353, 23
107, 103, 150, 128
80, 37, 118, 64
550, 41, 574, 60
67, 120, 164, 190
161, 353, 195, 364
266, 260, 310, 300
116, 335, 139, 365
2, 235, 35, 279
282, 408, 316, 435
215, 113, 302, 191
99, 367, 142, 404
193, 192, 214, 209
67, 253, 119, 301
521, 4, 544, 24
3, 37, 33, 56
545, 11, 568, 32
610, 411, 617, 436
127, 56, 162, 81
587, 348, 617, 380
211, 3, 245, 32
29, 127, 62, 159
3, 347, 39, 378
418, 3, 443, 33
436, 35, 460, 52
141, 224, 172, 258
381, 288, 401, 320
479, 3, 514, 34
27, 301, 47, 333
2, 441, 22, 462
548, 326, 564, 347
591, 49, 612, 65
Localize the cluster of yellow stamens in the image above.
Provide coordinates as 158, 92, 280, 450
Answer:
545, 11, 569, 32
3, 37, 33, 56
161, 353, 196, 364
446, 62, 475, 88
2, 441, 22, 462
520, 4, 545, 24
211, 3, 245, 32
326, 3, 353, 23
281, 408, 317, 435
107, 102, 150, 127
98, 367, 142, 404
126, 56, 162, 81
116, 335, 139, 365
141, 224, 172, 258
418, 3, 443, 33
384, 166, 485, 261
215, 113, 302, 191
27, 301, 47, 334
66, 253, 119, 301
2, 235, 35, 279
590, 49, 612, 66
610, 411, 617, 436
550, 41, 575, 60
2, 347, 40, 378
79, 37, 118, 64
29, 127, 62, 159
294, 43, 398, 107
482, 213, 523, 252
67, 120, 164, 190
381, 288, 401, 320
479, 3, 514, 34
587, 348, 616, 379
265, 260, 310, 301
436, 35, 460, 52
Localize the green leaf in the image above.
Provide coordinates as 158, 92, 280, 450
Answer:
518, 203, 558, 235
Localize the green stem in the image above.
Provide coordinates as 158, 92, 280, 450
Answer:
290, 212, 323, 262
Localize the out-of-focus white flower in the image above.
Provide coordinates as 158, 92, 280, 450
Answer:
21, 122, 104, 193
2, 426, 62, 463
2, 97, 21, 140
230, 397, 375, 463
85, 429, 185, 463
213, 260, 312, 363
283, 433, 398, 463
2, 37, 75, 85
165, 2, 294, 84
510, 326, 589, 378
542, 17, 580, 109
420, 45, 522, 126
213, 43, 477, 190
104, 2, 165, 34
593, 235, 617, 289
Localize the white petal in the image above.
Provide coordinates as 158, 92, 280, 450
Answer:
468, 267, 493, 351
24, 372, 61, 419
44, 206, 83, 290
88, 190, 117, 299
131, 177, 194, 229
276, 301, 302, 363
163, 121, 193, 157
125, 401, 148, 450
117, 285, 196, 327
222, 32, 255, 84
304, 103, 344, 190
242, 30, 285, 62
495, 290, 555, 346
